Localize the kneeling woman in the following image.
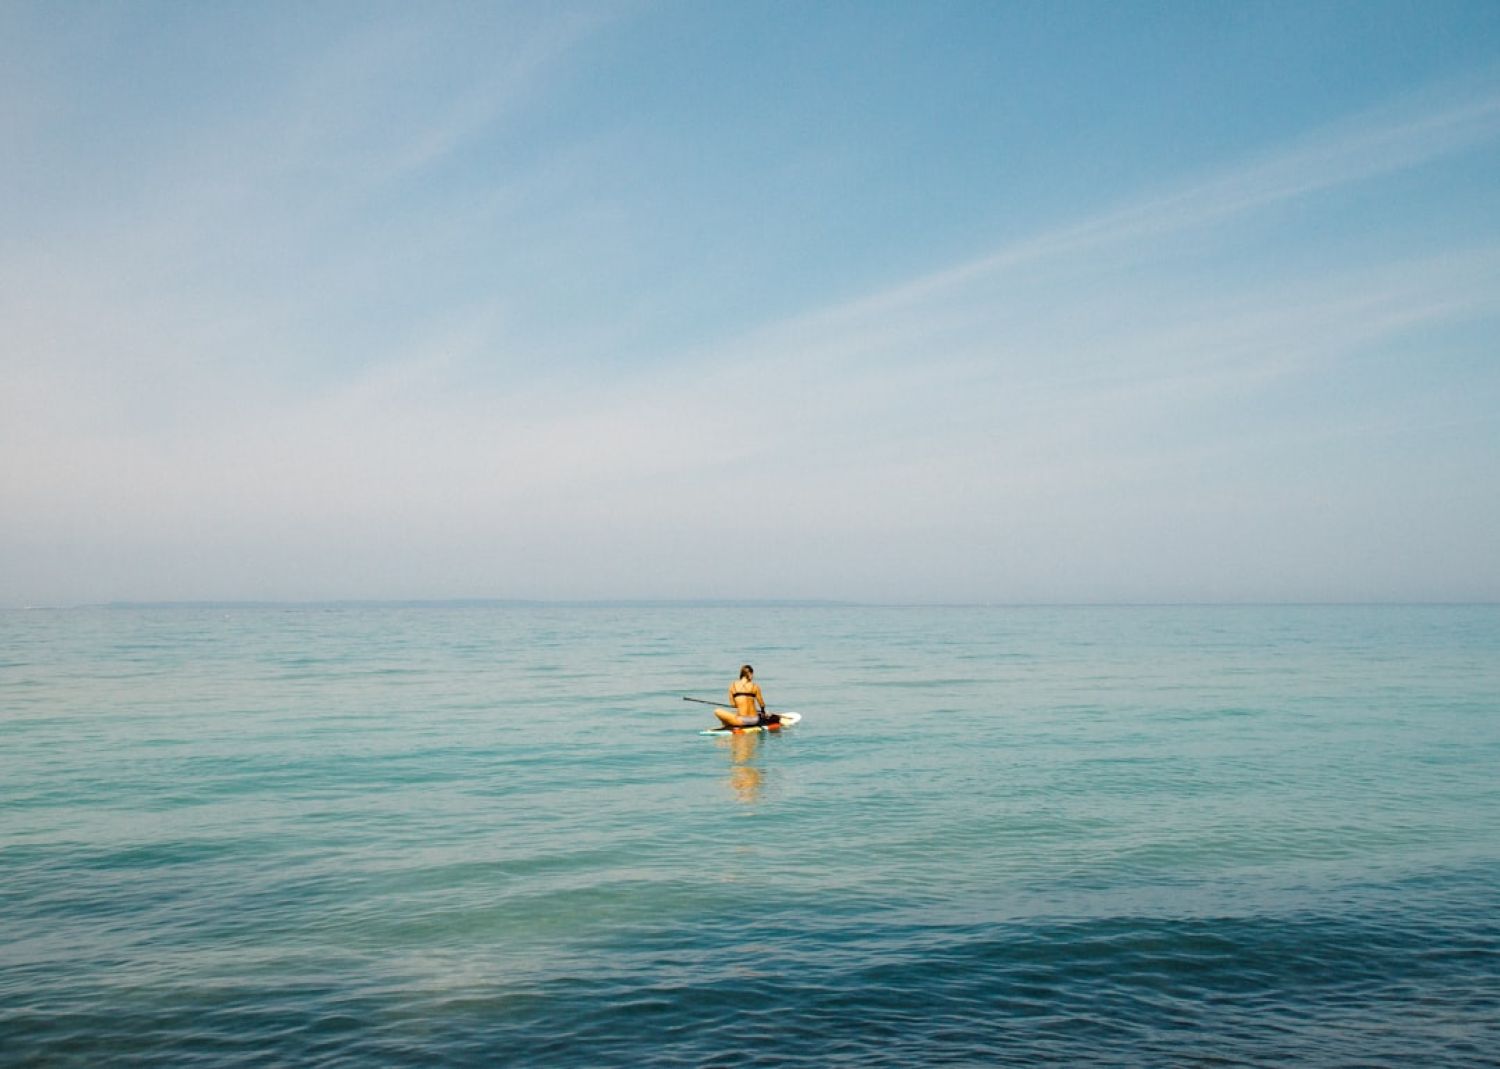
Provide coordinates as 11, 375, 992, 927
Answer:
715, 665, 778, 729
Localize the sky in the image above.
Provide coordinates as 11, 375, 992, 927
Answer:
3, 1, 1499, 606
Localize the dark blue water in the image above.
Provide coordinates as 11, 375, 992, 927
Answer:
3, 605, 1497, 1065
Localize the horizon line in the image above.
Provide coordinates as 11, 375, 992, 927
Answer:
6, 598, 1498, 612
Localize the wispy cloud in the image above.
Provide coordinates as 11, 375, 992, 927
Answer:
759, 74, 1500, 353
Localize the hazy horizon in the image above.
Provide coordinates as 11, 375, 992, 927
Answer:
8, 598, 1498, 613
4, 2, 1499, 607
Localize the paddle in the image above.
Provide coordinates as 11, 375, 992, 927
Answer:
684, 696, 772, 710
683, 695, 780, 721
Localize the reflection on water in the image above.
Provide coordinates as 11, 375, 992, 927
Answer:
722, 733, 764, 803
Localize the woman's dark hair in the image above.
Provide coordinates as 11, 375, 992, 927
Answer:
740, 664, 754, 680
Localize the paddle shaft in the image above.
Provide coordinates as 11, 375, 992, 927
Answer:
683, 696, 770, 711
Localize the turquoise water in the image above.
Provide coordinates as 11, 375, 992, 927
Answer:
3, 604, 1497, 1066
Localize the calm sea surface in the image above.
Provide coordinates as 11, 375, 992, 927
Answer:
3, 604, 1497, 1067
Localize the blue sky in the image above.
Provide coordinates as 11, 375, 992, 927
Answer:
3, 1, 1499, 605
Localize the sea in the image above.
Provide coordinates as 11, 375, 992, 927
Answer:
2, 603, 1497, 1067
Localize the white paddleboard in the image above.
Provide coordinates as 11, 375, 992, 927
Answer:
699, 711, 802, 736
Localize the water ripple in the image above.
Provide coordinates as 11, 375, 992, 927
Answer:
4, 604, 1498, 1066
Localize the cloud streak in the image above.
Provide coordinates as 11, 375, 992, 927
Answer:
762, 75, 1500, 352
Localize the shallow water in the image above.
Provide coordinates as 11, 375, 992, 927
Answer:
3, 604, 1497, 1066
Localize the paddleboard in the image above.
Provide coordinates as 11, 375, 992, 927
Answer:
699, 711, 802, 736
